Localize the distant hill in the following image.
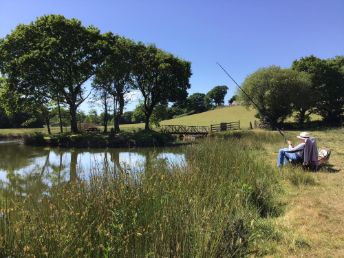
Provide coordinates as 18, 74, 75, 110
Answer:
119, 105, 322, 131
160, 106, 256, 129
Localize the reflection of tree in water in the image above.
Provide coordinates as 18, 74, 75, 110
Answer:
0, 146, 67, 200
0, 142, 49, 172
47, 151, 67, 185
0, 142, 188, 202
70, 150, 78, 182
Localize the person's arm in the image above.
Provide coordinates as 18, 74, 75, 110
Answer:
287, 140, 294, 149
286, 142, 305, 153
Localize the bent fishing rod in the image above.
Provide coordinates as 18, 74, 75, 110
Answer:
216, 62, 287, 143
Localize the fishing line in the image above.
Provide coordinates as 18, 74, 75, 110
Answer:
217, 62, 287, 143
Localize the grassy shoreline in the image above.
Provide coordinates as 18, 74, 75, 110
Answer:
23, 130, 176, 148
0, 131, 283, 257
0, 129, 343, 256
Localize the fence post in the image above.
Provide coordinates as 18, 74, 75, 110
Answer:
220, 123, 227, 131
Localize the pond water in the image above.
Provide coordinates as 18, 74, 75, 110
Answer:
0, 140, 187, 187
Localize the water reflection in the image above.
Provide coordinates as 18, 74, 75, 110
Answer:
0, 141, 186, 189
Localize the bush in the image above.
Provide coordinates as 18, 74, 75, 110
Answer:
23, 132, 45, 146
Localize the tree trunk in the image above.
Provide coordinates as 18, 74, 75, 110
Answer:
103, 95, 108, 133
113, 96, 118, 133
297, 109, 306, 126
144, 108, 153, 131
114, 114, 120, 133
58, 153, 63, 185
45, 116, 51, 135
114, 95, 124, 133
57, 97, 63, 133
69, 103, 78, 133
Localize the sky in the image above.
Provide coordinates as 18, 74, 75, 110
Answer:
1, 0, 343, 112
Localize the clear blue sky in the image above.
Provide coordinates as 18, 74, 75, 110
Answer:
1, 0, 343, 112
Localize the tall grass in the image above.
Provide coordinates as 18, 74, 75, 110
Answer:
0, 136, 282, 257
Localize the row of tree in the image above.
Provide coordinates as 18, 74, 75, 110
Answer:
182, 85, 229, 113
0, 14, 191, 133
239, 55, 344, 126
125, 85, 229, 125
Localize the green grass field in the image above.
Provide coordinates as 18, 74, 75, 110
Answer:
161, 106, 256, 127
0, 106, 257, 136
0, 109, 343, 256
0, 105, 325, 138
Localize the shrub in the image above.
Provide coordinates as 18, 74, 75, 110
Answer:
23, 132, 45, 146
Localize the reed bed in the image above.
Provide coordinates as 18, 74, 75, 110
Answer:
0, 134, 283, 257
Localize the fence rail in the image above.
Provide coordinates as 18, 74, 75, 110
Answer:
160, 121, 240, 135
160, 125, 209, 135
210, 121, 240, 133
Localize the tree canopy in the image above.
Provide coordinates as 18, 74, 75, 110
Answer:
292, 55, 344, 124
93, 34, 134, 133
206, 85, 228, 107
239, 66, 312, 127
131, 44, 191, 130
185, 93, 207, 113
0, 14, 106, 133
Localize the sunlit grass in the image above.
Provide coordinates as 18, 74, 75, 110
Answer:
0, 126, 342, 256
0, 105, 324, 137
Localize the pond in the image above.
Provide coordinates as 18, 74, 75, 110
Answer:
0, 140, 187, 188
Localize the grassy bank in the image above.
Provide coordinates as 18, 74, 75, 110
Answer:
0, 105, 325, 139
0, 133, 283, 257
264, 128, 344, 256
0, 106, 256, 138
1, 128, 342, 256
216, 128, 344, 256
24, 130, 175, 148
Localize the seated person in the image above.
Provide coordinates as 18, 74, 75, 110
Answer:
277, 132, 311, 167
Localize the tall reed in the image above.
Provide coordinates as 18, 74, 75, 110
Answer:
0, 135, 282, 257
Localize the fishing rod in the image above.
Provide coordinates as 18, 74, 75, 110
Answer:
216, 62, 287, 143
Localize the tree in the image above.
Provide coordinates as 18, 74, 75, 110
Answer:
50, 106, 70, 128
121, 111, 133, 124
131, 103, 171, 126
93, 34, 134, 133
185, 93, 207, 113
77, 111, 87, 123
0, 15, 105, 133
292, 55, 344, 124
292, 78, 315, 125
0, 77, 47, 129
150, 104, 171, 127
132, 103, 145, 123
206, 85, 228, 107
228, 95, 237, 105
90, 87, 112, 133
239, 66, 311, 127
203, 95, 214, 110
86, 109, 100, 124
131, 44, 191, 130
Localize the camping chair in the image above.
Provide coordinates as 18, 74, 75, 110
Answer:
318, 149, 332, 166
289, 138, 331, 171
302, 137, 319, 171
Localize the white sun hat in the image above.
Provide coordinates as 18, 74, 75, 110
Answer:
296, 132, 311, 140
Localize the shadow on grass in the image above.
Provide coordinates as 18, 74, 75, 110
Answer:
317, 163, 341, 173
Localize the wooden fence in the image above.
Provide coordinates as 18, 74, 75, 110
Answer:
160, 125, 209, 135
210, 121, 240, 133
